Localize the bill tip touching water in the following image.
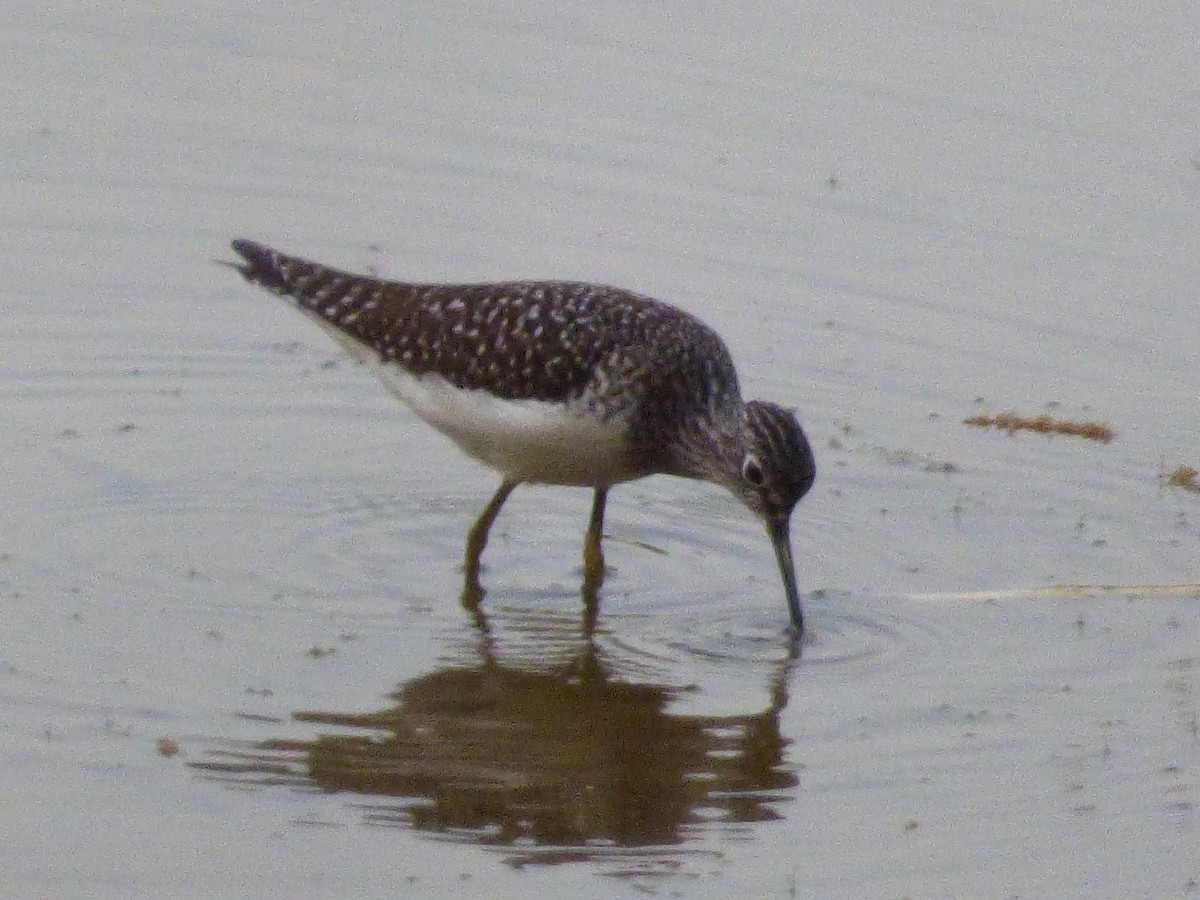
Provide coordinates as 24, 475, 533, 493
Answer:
226, 239, 816, 634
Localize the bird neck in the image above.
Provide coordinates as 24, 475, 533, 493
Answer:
664, 403, 746, 489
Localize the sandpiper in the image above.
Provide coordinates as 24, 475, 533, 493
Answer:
227, 240, 816, 633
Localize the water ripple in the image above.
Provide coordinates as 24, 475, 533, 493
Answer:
630, 590, 943, 677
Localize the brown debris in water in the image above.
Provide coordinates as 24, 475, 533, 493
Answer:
963, 411, 1114, 443
157, 737, 182, 757
1164, 465, 1200, 494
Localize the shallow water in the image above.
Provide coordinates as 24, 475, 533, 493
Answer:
3, 2, 1199, 897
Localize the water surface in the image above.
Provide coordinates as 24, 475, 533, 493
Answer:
3, 2, 1198, 897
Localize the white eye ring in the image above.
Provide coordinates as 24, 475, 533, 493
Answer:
742, 455, 765, 486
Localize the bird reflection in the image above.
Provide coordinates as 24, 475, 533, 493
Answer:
194, 608, 798, 865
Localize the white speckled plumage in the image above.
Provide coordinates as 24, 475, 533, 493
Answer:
227, 239, 816, 633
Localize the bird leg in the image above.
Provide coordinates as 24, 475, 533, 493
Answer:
580, 488, 608, 631
461, 479, 517, 608
583, 488, 608, 580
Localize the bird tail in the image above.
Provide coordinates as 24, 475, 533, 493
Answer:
225, 239, 370, 305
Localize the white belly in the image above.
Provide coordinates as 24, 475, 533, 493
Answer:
378, 366, 639, 486
308, 315, 640, 486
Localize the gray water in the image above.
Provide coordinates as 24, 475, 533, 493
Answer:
3, 3, 1198, 897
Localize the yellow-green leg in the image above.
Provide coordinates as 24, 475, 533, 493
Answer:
583, 487, 608, 583
581, 488, 607, 633
462, 479, 517, 608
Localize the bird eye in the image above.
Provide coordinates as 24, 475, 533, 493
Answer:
742, 456, 765, 486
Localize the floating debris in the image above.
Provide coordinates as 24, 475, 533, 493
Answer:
909, 583, 1200, 602
157, 737, 182, 757
963, 411, 1114, 443
1164, 465, 1200, 494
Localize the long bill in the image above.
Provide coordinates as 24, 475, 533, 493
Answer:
766, 517, 804, 635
